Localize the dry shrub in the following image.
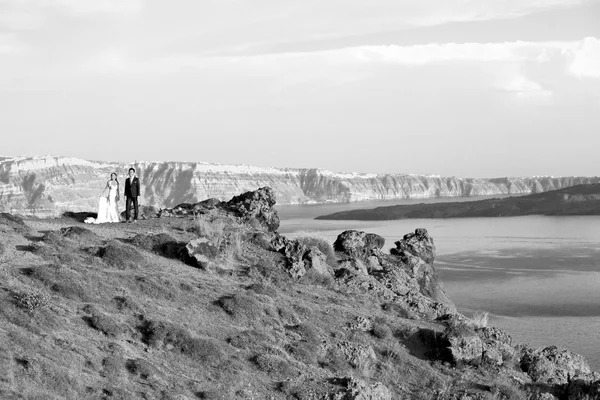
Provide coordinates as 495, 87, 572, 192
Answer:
13, 287, 50, 313
471, 311, 489, 329
217, 294, 262, 320
0, 212, 29, 233
0, 242, 5, 256
99, 240, 142, 269
294, 232, 337, 266
194, 215, 226, 247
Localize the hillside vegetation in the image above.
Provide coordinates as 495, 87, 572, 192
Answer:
0, 187, 598, 400
316, 184, 600, 220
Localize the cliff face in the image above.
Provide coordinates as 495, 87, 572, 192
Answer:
1, 155, 599, 216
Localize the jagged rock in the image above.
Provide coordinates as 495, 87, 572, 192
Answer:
477, 327, 512, 345
227, 187, 279, 232
272, 234, 333, 279
331, 377, 392, 400
476, 327, 515, 366
336, 342, 376, 368
185, 238, 219, 269
446, 335, 483, 364
387, 251, 452, 305
347, 317, 372, 332
333, 230, 385, 259
567, 373, 600, 400
392, 228, 436, 264
520, 345, 592, 385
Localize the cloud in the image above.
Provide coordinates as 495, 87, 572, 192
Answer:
568, 37, 600, 78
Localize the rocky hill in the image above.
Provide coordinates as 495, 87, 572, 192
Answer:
0, 187, 598, 399
316, 184, 600, 220
2, 155, 600, 217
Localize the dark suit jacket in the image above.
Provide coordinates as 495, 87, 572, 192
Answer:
125, 176, 140, 198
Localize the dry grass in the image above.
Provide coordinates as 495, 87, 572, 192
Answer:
293, 231, 337, 266
471, 311, 490, 329
194, 214, 226, 247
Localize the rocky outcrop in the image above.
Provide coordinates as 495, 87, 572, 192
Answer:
392, 228, 436, 264
333, 230, 385, 259
332, 229, 455, 319
271, 234, 334, 279
520, 345, 592, 385
226, 187, 279, 232
2, 155, 600, 216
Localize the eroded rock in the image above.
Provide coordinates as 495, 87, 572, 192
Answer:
392, 228, 436, 264
334, 230, 385, 259
521, 345, 592, 385
227, 186, 280, 232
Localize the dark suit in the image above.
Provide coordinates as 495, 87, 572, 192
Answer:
124, 176, 140, 221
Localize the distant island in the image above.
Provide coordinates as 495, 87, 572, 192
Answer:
316, 184, 600, 220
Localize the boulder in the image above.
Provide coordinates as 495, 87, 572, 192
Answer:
336, 342, 377, 368
477, 327, 515, 366
227, 187, 280, 232
331, 377, 392, 400
446, 335, 483, 364
392, 228, 436, 265
272, 234, 333, 279
521, 345, 592, 385
333, 230, 385, 259
185, 238, 219, 269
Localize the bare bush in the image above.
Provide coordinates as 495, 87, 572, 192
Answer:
14, 287, 50, 313
294, 232, 337, 266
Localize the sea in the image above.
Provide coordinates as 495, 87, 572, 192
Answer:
276, 196, 600, 370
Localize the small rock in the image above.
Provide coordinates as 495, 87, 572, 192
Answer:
185, 238, 219, 269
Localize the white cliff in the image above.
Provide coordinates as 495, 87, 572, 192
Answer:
1, 155, 599, 216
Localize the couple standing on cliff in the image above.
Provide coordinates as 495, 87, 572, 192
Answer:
92, 168, 140, 224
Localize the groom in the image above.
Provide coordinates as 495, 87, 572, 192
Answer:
124, 167, 140, 222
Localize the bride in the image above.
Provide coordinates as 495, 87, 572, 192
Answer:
95, 173, 121, 223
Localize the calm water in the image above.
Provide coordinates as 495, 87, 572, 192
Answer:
276, 198, 600, 370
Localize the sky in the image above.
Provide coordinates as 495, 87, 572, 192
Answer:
1, 0, 599, 177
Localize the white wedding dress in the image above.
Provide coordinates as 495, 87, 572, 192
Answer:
94, 182, 120, 224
